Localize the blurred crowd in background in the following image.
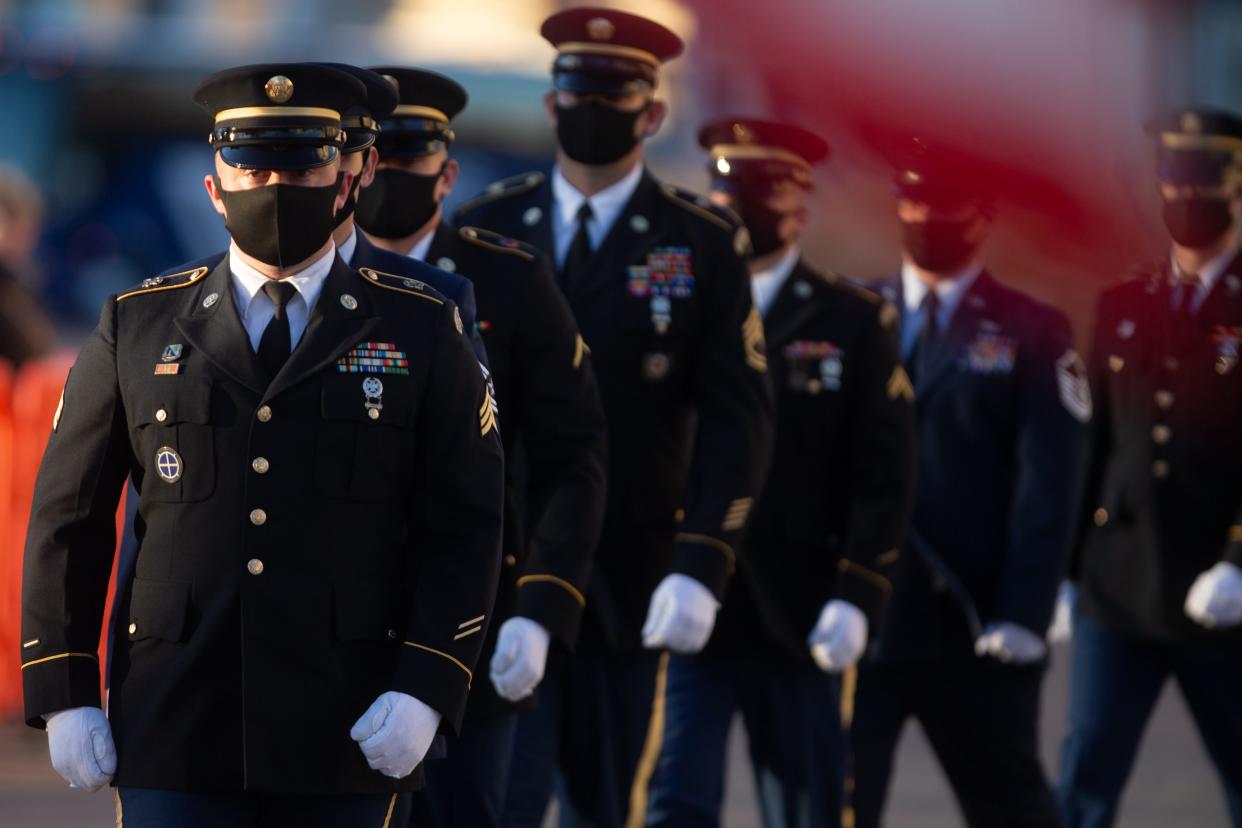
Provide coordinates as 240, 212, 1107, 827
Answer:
0, 0, 1238, 352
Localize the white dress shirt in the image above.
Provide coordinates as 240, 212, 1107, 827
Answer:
550, 162, 644, 268
1171, 236, 1238, 313
343, 226, 434, 265
750, 246, 800, 317
899, 259, 982, 357
229, 242, 335, 352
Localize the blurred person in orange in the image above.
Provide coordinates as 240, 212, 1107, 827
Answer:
0, 165, 55, 367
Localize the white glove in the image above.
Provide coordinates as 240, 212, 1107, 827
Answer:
1047, 581, 1076, 644
1185, 561, 1242, 629
975, 621, 1047, 664
45, 706, 116, 791
490, 616, 551, 702
350, 691, 441, 779
807, 599, 869, 672
641, 574, 720, 654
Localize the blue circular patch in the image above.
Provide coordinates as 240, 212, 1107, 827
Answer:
155, 446, 182, 484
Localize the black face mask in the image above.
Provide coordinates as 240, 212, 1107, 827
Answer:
354, 167, 443, 240
215, 174, 341, 269
1162, 195, 1234, 249
901, 218, 979, 273
555, 102, 646, 165
736, 200, 794, 259
333, 166, 364, 228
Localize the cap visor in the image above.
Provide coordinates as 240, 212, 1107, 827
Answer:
219, 144, 339, 170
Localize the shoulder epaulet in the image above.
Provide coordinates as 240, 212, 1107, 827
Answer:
458, 226, 537, 262
358, 267, 445, 305
658, 183, 739, 233
455, 171, 545, 215
116, 266, 208, 302
820, 272, 883, 305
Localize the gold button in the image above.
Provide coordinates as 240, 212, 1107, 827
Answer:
367, 408, 380, 421
128, 622, 137, 635
249, 508, 267, 526
1093, 507, 1108, 527
1152, 460, 1170, 479
155, 408, 167, 423
1155, 390, 1174, 410
251, 457, 270, 474
1152, 425, 1171, 445
1108, 355, 1124, 373
1164, 357, 1179, 372
256, 405, 272, 423
247, 558, 264, 575
504, 554, 517, 567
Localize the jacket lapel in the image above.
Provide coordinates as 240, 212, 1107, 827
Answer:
425, 223, 462, 271
763, 261, 823, 350
568, 172, 663, 305
1197, 251, 1242, 326
263, 255, 381, 402
915, 271, 995, 400
174, 257, 267, 395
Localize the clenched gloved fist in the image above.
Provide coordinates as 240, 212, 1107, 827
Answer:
975, 622, 1047, 664
641, 574, 720, 654
45, 706, 116, 792
490, 616, 552, 702
350, 691, 441, 779
1185, 561, 1242, 629
807, 599, 869, 672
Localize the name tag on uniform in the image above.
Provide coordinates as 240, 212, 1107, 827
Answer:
337, 342, 410, 375
963, 332, 1017, 375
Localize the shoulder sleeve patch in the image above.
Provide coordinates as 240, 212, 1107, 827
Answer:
358, 267, 446, 304
742, 306, 768, 373
658, 184, 736, 232
458, 226, 536, 262
116, 266, 208, 302
455, 171, 545, 215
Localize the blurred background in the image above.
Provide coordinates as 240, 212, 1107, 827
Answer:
0, 0, 1238, 825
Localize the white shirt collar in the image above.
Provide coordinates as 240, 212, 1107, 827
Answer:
901, 259, 982, 329
229, 241, 335, 311
1171, 236, 1239, 298
405, 229, 435, 263
750, 246, 801, 317
338, 226, 359, 265
550, 162, 644, 266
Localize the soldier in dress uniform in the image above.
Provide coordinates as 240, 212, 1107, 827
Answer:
455, 8, 774, 827
849, 141, 1087, 828
19, 63, 504, 826
642, 119, 917, 828
1058, 108, 1242, 827
349, 66, 609, 828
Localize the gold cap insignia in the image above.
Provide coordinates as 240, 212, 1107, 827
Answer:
587, 17, 616, 41
732, 123, 755, 145
381, 74, 399, 93
903, 170, 922, 184
265, 75, 294, 103
1182, 111, 1202, 134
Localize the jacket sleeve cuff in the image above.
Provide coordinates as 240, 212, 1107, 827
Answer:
670, 533, 736, 599
22, 652, 102, 729
832, 559, 894, 629
393, 642, 474, 734
514, 575, 586, 649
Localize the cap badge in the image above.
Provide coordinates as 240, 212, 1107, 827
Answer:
732, 123, 756, 145
1182, 111, 1202, 134
587, 17, 616, 41
265, 75, 294, 103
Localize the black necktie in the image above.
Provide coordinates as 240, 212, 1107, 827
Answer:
257, 280, 297, 379
1174, 272, 1201, 321
560, 201, 594, 292
909, 291, 941, 384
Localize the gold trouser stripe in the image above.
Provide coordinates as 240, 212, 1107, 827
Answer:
838, 559, 892, 593
381, 792, 397, 828
516, 574, 586, 608
1230, 525, 1242, 543
21, 651, 98, 670
115, 790, 123, 828
673, 532, 736, 568
458, 615, 486, 629
840, 665, 859, 828
402, 641, 472, 687
453, 626, 483, 640
624, 651, 670, 828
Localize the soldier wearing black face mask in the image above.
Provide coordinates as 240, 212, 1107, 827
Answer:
1057, 108, 1242, 827
641, 118, 917, 828
352, 67, 608, 828
456, 8, 774, 828
850, 140, 1086, 828
19, 63, 505, 826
